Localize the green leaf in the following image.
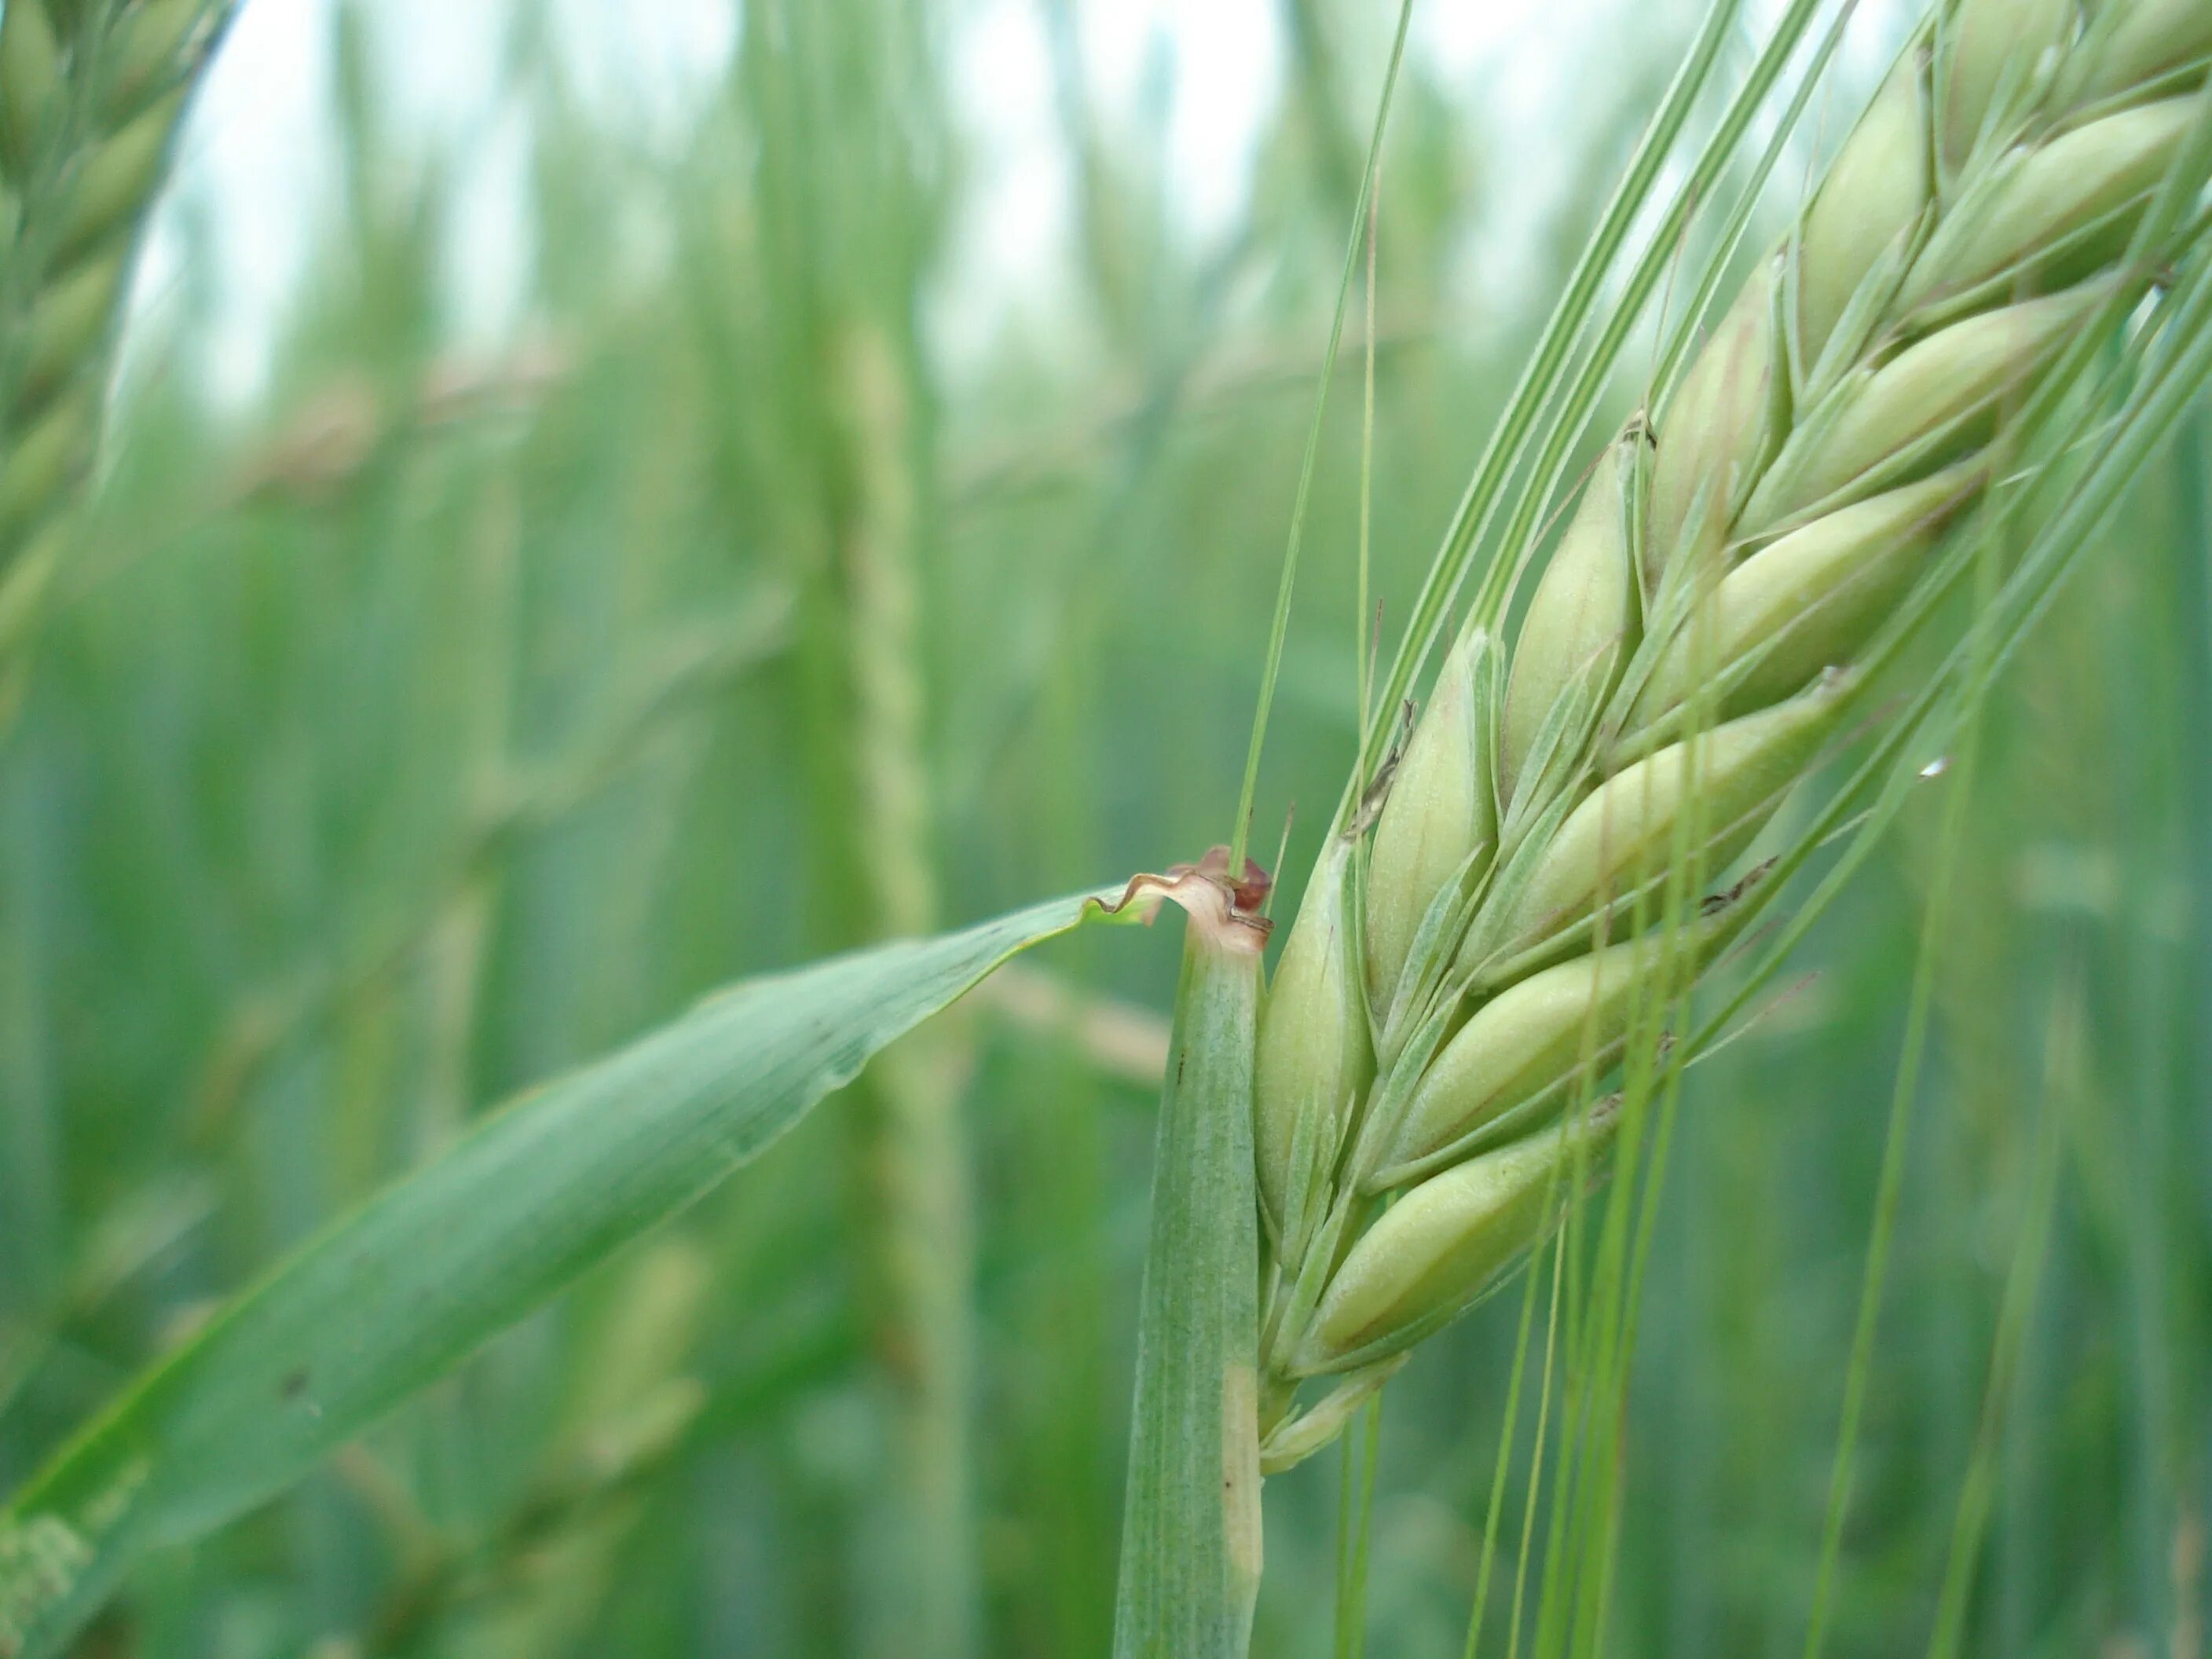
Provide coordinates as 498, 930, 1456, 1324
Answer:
0, 885, 1132, 1659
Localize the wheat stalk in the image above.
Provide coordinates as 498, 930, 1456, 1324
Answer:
1251, 0, 2212, 1467
0, 0, 235, 640
832, 319, 988, 1659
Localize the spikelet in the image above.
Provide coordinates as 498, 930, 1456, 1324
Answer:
1254, 835, 1371, 1243
1632, 463, 1978, 726
1796, 50, 1932, 372
1297, 1102, 1620, 1375
1493, 673, 1849, 957
1745, 284, 2102, 533
0, 0, 236, 595
1645, 271, 1776, 585
1501, 434, 1638, 797
0, 2, 63, 179
1372, 864, 1764, 1188
2057, 0, 2212, 113
1903, 97, 2199, 318
1364, 628, 1497, 1010
1939, 0, 2071, 169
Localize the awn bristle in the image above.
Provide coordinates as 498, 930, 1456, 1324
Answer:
1251, 0, 2212, 1467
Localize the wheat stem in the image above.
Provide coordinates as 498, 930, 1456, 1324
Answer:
834, 319, 982, 1659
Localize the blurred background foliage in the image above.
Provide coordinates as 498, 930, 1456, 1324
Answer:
0, 0, 2207, 1654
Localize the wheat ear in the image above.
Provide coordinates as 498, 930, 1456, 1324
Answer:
1252, 0, 2212, 1464
0, 0, 236, 637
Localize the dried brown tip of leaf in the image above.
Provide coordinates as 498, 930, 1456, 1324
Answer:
1094, 845, 1274, 950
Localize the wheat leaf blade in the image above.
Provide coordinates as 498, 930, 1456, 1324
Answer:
0, 885, 1132, 1659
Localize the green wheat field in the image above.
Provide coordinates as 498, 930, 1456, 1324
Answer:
2, 0, 2208, 1655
